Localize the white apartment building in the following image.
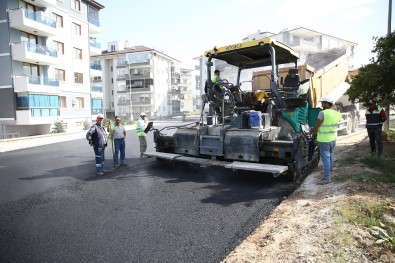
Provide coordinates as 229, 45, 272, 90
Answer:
0, 0, 104, 138
92, 41, 195, 120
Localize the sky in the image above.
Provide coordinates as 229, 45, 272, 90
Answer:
96, 0, 394, 68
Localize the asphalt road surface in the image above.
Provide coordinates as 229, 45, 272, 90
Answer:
0, 126, 297, 263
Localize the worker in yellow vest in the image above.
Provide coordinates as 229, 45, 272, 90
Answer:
136, 112, 148, 158
308, 97, 341, 185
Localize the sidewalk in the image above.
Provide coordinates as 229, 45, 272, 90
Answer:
0, 131, 87, 153
0, 120, 187, 153
0, 124, 134, 153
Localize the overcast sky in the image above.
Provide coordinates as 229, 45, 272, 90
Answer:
96, 0, 394, 68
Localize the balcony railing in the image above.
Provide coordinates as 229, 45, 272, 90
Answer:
117, 100, 131, 105
88, 16, 100, 27
92, 108, 103, 115
29, 75, 59, 86
26, 42, 58, 57
30, 108, 59, 117
89, 41, 101, 49
90, 64, 102, 70
25, 9, 56, 28
91, 86, 102, 92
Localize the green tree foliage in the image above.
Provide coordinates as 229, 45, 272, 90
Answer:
347, 32, 395, 106
52, 120, 66, 133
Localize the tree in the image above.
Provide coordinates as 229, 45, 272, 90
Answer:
347, 32, 395, 107
52, 120, 66, 133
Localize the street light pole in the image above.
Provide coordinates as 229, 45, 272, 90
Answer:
128, 62, 133, 122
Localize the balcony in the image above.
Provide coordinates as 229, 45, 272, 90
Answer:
289, 38, 319, 52
132, 99, 152, 106
16, 109, 59, 125
117, 88, 128, 93
90, 64, 102, 77
89, 41, 101, 56
117, 100, 131, 106
31, 0, 57, 8
92, 108, 103, 115
12, 42, 58, 65
13, 75, 59, 94
91, 86, 103, 98
9, 8, 57, 37
91, 86, 103, 93
88, 16, 101, 34
92, 77, 102, 83
117, 72, 153, 81
116, 61, 127, 68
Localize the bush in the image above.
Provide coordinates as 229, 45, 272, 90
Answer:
83, 121, 91, 130
52, 120, 66, 133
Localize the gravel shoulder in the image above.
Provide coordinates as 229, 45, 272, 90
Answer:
222, 130, 395, 263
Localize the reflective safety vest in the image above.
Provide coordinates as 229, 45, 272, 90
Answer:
135, 119, 146, 137
211, 75, 224, 90
365, 106, 384, 128
317, 109, 341, 143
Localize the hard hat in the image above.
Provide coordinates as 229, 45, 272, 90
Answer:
140, 112, 146, 116
368, 99, 376, 104
319, 97, 333, 104
96, 114, 104, 120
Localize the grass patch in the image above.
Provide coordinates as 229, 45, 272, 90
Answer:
336, 141, 395, 184
336, 198, 395, 253
338, 156, 360, 166
335, 172, 392, 183
336, 199, 386, 227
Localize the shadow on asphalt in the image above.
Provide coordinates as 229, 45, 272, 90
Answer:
18, 155, 298, 207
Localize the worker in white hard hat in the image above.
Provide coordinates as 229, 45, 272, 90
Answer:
308, 97, 341, 185
135, 112, 148, 158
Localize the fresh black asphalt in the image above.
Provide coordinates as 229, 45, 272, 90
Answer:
0, 128, 298, 263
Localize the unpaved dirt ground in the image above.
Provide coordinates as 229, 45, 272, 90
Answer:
222, 130, 395, 263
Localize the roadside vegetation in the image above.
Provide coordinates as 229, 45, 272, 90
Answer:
333, 128, 395, 260
51, 120, 66, 133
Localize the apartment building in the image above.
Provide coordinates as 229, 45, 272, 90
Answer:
243, 27, 357, 67
0, 0, 104, 138
92, 41, 194, 120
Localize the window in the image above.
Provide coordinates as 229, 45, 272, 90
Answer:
59, 96, 67, 108
111, 45, 115, 52
73, 48, 82, 59
54, 68, 65, 81
24, 2, 35, 12
74, 97, 84, 109
16, 94, 60, 117
73, 0, 81, 11
23, 63, 39, 76
72, 23, 81, 35
52, 13, 63, 28
53, 41, 64, 55
21, 32, 37, 45
74, 72, 83, 84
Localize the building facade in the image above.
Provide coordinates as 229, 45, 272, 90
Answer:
92, 41, 194, 120
0, 0, 104, 138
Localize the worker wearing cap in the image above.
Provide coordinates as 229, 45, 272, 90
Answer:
86, 115, 108, 175
308, 97, 341, 185
136, 112, 148, 158
365, 99, 387, 158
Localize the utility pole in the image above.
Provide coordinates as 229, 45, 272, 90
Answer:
128, 62, 133, 122
384, 0, 392, 133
